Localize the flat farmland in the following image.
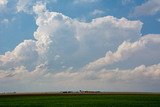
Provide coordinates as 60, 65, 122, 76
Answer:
0, 93, 160, 107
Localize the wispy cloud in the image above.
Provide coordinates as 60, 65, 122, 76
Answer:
131, 0, 160, 17
0, 0, 8, 6
1, 19, 9, 24
0, 0, 8, 12
73, 0, 99, 4
157, 18, 160, 22
121, 0, 133, 5
90, 9, 105, 17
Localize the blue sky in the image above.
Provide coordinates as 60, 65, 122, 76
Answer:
1, 0, 160, 54
0, 0, 160, 92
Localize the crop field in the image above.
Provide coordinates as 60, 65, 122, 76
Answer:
0, 93, 160, 107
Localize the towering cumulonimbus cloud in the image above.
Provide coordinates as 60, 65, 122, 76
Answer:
0, 3, 160, 92
0, 2, 143, 71
32, 2, 143, 71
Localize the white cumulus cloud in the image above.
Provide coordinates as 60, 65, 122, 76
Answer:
16, 0, 56, 13
32, 4, 142, 71
0, 3, 160, 92
85, 34, 160, 70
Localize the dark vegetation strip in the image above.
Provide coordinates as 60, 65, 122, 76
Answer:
0, 92, 160, 97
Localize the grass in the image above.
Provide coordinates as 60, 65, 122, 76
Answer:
0, 94, 160, 107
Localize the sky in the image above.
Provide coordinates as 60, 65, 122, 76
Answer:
0, 0, 160, 92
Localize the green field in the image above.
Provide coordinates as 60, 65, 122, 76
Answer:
0, 94, 160, 107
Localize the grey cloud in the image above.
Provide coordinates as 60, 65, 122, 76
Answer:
132, 0, 160, 17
